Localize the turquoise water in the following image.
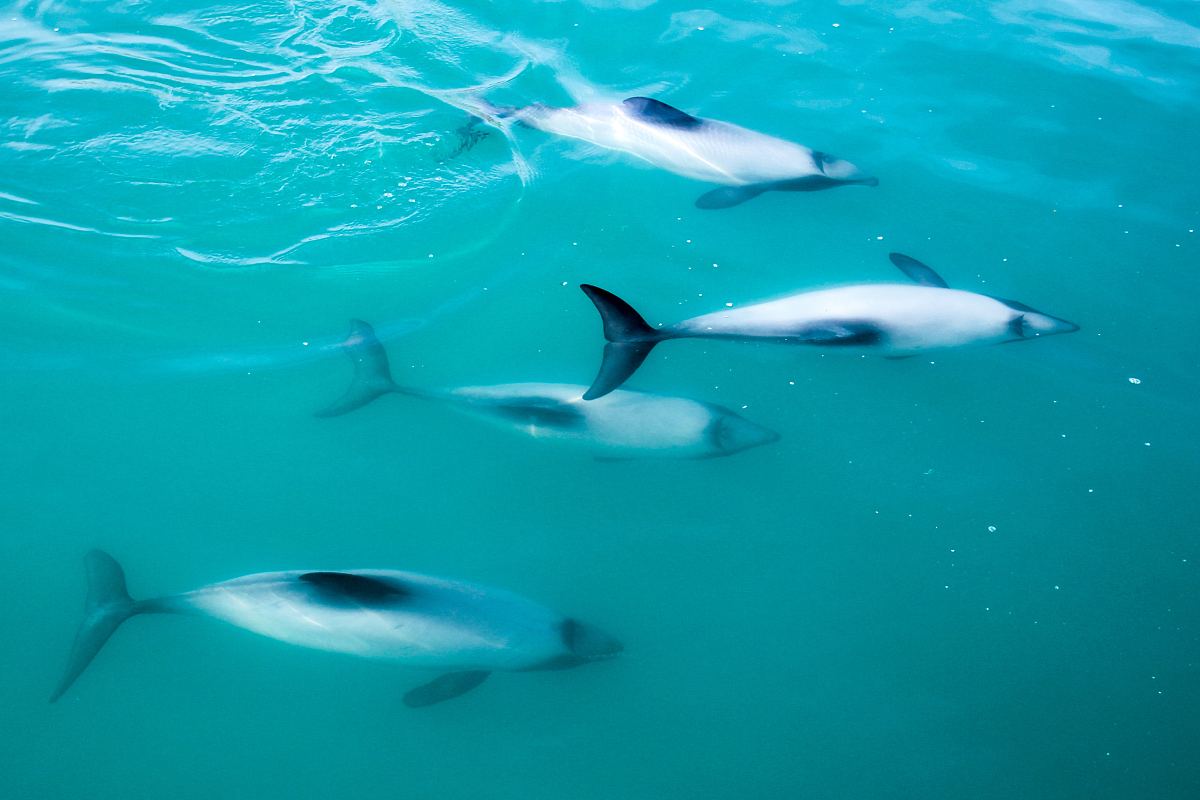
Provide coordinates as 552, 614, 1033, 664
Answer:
3, 0, 1199, 796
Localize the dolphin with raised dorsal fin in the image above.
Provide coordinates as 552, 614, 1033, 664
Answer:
52, 551, 621, 707
578, 252, 1080, 399
482, 96, 876, 208
316, 319, 779, 459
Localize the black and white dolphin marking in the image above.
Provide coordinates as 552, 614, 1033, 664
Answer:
52, 551, 621, 707
317, 320, 779, 458
492, 96, 876, 208
579, 252, 1080, 399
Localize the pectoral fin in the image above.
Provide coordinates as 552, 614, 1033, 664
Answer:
695, 184, 770, 209
888, 253, 949, 288
403, 671, 491, 708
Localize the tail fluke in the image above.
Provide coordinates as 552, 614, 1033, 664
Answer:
315, 320, 398, 417
51, 551, 140, 703
579, 285, 664, 400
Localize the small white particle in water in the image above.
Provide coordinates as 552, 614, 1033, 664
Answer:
712, 263, 719, 268
697, 26, 705, 31
1054, 585, 1060, 590
561, 281, 567, 286
1128, 377, 1142, 384
876, 235, 884, 240
987, 525, 997, 533
1145, 442, 1151, 446
302, 341, 309, 347
427, 253, 434, 258
832, 22, 841, 28
408, 199, 416, 203
1088, 489, 1094, 493
685, 239, 692, 244
741, 405, 748, 410
788, 380, 795, 386
383, 192, 393, 198
375, 205, 382, 210
350, 203, 358, 208
1061, 434, 1067, 438
725, 302, 733, 307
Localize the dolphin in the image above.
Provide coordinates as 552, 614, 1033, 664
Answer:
485, 96, 876, 208
579, 252, 1080, 399
52, 551, 622, 707
317, 319, 779, 458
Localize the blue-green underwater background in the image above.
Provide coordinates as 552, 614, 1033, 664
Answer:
2, 0, 1199, 797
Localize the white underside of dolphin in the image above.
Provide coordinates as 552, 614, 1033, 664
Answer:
493, 96, 877, 208
579, 252, 1079, 399
315, 322, 779, 459
52, 552, 621, 707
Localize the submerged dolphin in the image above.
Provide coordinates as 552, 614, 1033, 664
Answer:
317, 319, 779, 458
487, 96, 876, 208
52, 551, 621, 707
579, 252, 1079, 399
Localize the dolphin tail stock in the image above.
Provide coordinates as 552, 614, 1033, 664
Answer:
51, 550, 148, 703
579, 285, 665, 400
422, 59, 530, 163
315, 319, 408, 418
442, 100, 524, 160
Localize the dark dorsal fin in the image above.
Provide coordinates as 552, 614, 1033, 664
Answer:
299, 572, 409, 605
622, 97, 703, 129
489, 397, 586, 429
889, 253, 949, 288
